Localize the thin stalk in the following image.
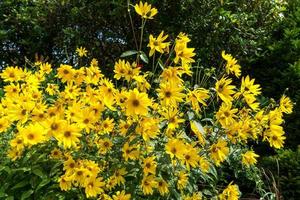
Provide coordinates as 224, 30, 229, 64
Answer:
127, 0, 138, 50
136, 19, 146, 65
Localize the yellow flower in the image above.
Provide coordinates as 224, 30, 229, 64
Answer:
50, 148, 63, 159
279, 95, 293, 114
58, 175, 72, 191
141, 175, 157, 195
210, 139, 229, 166
39, 62, 52, 74
177, 171, 189, 190
74, 108, 98, 133
198, 156, 210, 173
221, 51, 241, 78
9, 136, 24, 151
160, 107, 185, 135
123, 62, 140, 82
182, 144, 199, 171
112, 190, 131, 200
186, 88, 210, 113
97, 138, 113, 155
243, 94, 260, 111
148, 31, 170, 56
112, 168, 127, 186
216, 102, 238, 129
7, 148, 23, 161
122, 142, 139, 161
157, 178, 169, 196
43, 116, 66, 138
125, 88, 151, 116
19, 123, 47, 146
235, 76, 261, 100
265, 128, 286, 149
99, 118, 115, 134
0, 66, 23, 82
46, 83, 59, 95
114, 59, 130, 80
134, 1, 158, 19
133, 74, 151, 92
143, 156, 157, 175
136, 117, 160, 141
242, 150, 259, 167
174, 33, 195, 64
85, 65, 104, 84
265, 109, 286, 149
106, 177, 118, 191
84, 177, 105, 198
157, 82, 185, 107
55, 123, 82, 149
118, 119, 133, 136
57, 64, 74, 83
184, 192, 202, 200
70, 166, 89, 187
160, 67, 184, 85
0, 117, 10, 133
215, 77, 236, 104
219, 183, 240, 200
4, 83, 21, 98
165, 138, 185, 160
64, 157, 77, 175
76, 46, 88, 57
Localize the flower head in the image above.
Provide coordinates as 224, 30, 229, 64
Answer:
134, 1, 158, 19
76, 46, 88, 57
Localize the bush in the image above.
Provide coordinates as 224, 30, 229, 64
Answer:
0, 1, 295, 199
260, 148, 300, 199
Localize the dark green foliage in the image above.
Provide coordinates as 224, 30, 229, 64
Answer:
260, 148, 300, 200
0, 0, 282, 68
0, 0, 132, 68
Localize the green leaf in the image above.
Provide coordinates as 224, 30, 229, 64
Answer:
158, 59, 164, 70
32, 167, 45, 178
170, 188, 181, 199
120, 50, 138, 57
0, 89, 4, 98
11, 180, 29, 190
139, 51, 149, 64
21, 190, 33, 200
36, 178, 50, 191
0, 191, 7, 198
192, 120, 205, 134
202, 189, 212, 196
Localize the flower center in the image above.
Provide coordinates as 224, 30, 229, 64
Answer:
132, 99, 140, 107
64, 131, 71, 137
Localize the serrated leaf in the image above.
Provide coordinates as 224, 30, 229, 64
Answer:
120, 50, 138, 57
139, 51, 149, 63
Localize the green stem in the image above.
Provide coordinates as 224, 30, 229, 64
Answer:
137, 19, 147, 65
127, 0, 138, 50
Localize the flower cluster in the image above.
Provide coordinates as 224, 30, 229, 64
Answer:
0, 1, 293, 200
